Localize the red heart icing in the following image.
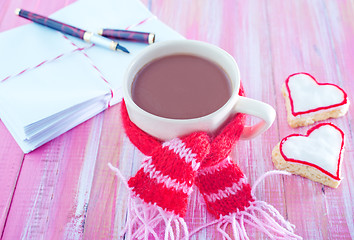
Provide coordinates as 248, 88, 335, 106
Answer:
280, 123, 345, 180
285, 73, 348, 116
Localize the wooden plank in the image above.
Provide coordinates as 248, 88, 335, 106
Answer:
83, 104, 127, 239
2, 114, 104, 239
0, 120, 24, 236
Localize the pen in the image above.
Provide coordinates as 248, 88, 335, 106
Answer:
98, 29, 155, 44
15, 8, 130, 53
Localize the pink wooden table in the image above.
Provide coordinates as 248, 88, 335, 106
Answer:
1, 0, 353, 239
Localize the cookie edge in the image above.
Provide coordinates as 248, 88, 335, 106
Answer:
271, 143, 341, 188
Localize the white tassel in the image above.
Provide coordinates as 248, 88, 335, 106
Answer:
189, 200, 301, 240
188, 170, 302, 240
108, 163, 189, 240
251, 170, 291, 196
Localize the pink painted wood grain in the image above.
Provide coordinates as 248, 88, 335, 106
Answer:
0, 121, 23, 235
2, 114, 104, 239
83, 104, 126, 239
0, 0, 353, 239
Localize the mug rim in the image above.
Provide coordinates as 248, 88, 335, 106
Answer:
123, 39, 241, 124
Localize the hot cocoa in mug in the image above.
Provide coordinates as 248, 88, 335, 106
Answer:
131, 54, 232, 119
123, 40, 276, 141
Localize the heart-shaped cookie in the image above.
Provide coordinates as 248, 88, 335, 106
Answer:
282, 73, 349, 128
272, 123, 345, 188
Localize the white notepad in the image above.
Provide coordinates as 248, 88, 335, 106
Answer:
0, 0, 183, 152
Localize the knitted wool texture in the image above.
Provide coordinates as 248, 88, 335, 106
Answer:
121, 86, 251, 218
128, 132, 210, 216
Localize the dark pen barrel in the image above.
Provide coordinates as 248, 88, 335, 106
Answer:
16, 9, 86, 39
99, 29, 155, 44
15, 8, 130, 53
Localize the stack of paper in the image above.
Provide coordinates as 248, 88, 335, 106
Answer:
0, 0, 183, 153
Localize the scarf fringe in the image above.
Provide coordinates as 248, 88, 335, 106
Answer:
108, 163, 189, 240
188, 201, 302, 240
122, 195, 189, 240
109, 163, 302, 240
189, 170, 302, 240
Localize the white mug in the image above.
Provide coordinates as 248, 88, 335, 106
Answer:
123, 40, 276, 141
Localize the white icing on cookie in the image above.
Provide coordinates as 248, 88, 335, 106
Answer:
286, 73, 347, 114
280, 123, 344, 179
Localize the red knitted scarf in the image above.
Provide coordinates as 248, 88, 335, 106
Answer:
109, 86, 301, 239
